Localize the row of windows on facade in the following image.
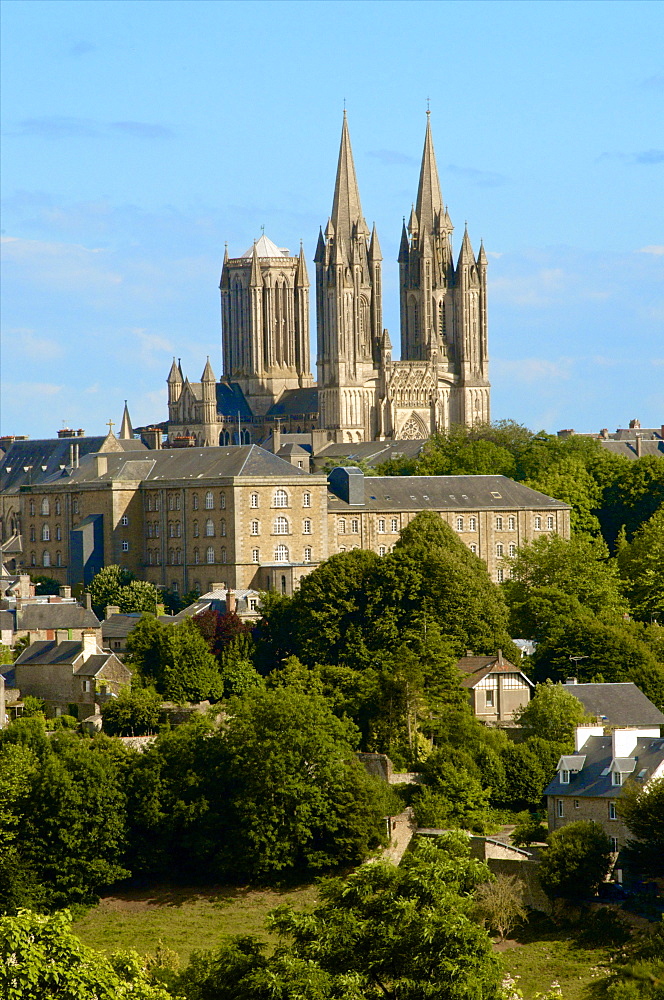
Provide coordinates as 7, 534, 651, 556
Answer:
29, 551, 62, 567
556, 798, 619, 824
143, 545, 312, 566
144, 490, 312, 512
455, 514, 555, 532
144, 517, 314, 539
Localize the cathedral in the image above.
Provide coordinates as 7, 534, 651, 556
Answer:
166, 113, 490, 449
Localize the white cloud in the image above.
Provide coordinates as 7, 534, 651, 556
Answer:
1, 235, 122, 292
636, 245, 664, 255
490, 267, 566, 307
6, 329, 64, 361
493, 357, 572, 382
134, 329, 175, 366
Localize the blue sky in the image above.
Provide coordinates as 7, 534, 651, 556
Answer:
1, 0, 662, 440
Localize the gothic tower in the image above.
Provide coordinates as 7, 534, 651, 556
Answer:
315, 112, 382, 442
220, 234, 312, 416
398, 113, 490, 426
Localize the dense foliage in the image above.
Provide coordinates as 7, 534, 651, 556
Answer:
538, 820, 613, 901
87, 564, 159, 616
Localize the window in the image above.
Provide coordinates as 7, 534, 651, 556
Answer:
303, 492, 311, 508
561, 770, 570, 784
177, 548, 183, 565
72, 499, 79, 514
220, 519, 226, 536
55, 499, 61, 516
147, 523, 153, 539
41, 524, 50, 541
303, 519, 312, 534
378, 519, 386, 533
557, 800, 564, 818
274, 516, 289, 534
534, 515, 542, 530
221, 546, 227, 564
391, 518, 398, 532
249, 598, 257, 611
469, 516, 477, 531
509, 543, 516, 557
456, 516, 464, 531
193, 520, 199, 537
611, 837, 619, 853
30, 552, 36, 566
29, 500, 36, 516
274, 489, 288, 508
469, 543, 477, 554
496, 543, 503, 557
55, 551, 61, 567
83, 679, 92, 693
154, 522, 160, 538
338, 518, 346, 534
574, 799, 579, 809
220, 492, 226, 510
495, 516, 503, 530
40, 498, 50, 515
304, 547, 312, 563
194, 548, 200, 564
168, 496, 174, 511
508, 516, 515, 530
147, 496, 153, 512
251, 520, 260, 535
485, 689, 494, 708
121, 515, 128, 526
42, 551, 50, 567
205, 519, 215, 537
547, 515, 554, 530
192, 494, 199, 510
339, 545, 346, 552
351, 519, 359, 534
206, 546, 215, 564
122, 541, 129, 552
30, 527, 36, 542
172, 581, 179, 593
176, 521, 182, 537
613, 771, 622, 786
252, 548, 259, 563
168, 522, 175, 538
609, 802, 617, 820
205, 491, 214, 510
275, 544, 289, 562
496, 568, 504, 583
250, 492, 259, 508
175, 496, 181, 511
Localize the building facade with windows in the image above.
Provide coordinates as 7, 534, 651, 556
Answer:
545, 726, 664, 873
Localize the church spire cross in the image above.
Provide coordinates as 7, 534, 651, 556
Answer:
106, 419, 114, 434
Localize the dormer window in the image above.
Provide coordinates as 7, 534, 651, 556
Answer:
561, 770, 570, 784
613, 771, 622, 786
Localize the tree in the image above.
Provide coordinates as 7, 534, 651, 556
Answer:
617, 774, 664, 877
600, 454, 664, 548
160, 620, 223, 703
101, 688, 162, 736
30, 575, 61, 595
525, 457, 602, 535
87, 565, 158, 616
618, 504, 664, 622
514, 680, 592, 744
218, 634, 263, 698
538, 820, 613, 901
0, 909, 171, 999
417, 752, 492, 829
473, 873, 527, 942
506, 585, 589, 642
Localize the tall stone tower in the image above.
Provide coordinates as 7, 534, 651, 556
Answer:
220, 234, 313, 416
398, 113, 490, 426
315, 113, 382, 442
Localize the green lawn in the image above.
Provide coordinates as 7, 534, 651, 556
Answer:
72, 881, 318, 962
498, 918, 611, 1000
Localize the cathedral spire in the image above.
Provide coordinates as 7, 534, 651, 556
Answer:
330, 112, 368, 243
415, 112, 444, 237
295, 241, 309, 285
368, 223, 382, 261
167, 357, 182, 384
119, 401, 133, 440
201, 356, 216, 382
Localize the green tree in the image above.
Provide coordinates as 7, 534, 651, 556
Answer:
0, 909, 171, 999
600, 454, 664, 548
514, 680, 592, 744
30, 575, 61, 595
617, 775, 664, 877
538, 820, 613, 900
126, 615, 170, 688
618, 504, 664, 622
0, 741, 39, 912
506, 585, 589, 642
101, 688, 162, 736
473, 873, 527, 943
218, 634, 263, 698
525, 457, 602, 535
160, 620, 223, 703
87, 565, 158, 616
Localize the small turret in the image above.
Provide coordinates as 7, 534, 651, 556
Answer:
295, 241, 309, 286
167, 357, 183, 407
249, 242, 261, 287
457, 225, 475, 269
119, 401, 133, 440
314, 227, 326, 264
398, 219, 410, 264
201, 356, 216, 383
368, 223, 382, 262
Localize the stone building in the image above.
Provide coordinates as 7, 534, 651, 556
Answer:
545, 726, 664, 872
455, 650, 534, 723
165, 112, 490, 449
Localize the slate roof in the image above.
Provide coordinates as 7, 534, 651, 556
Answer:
267, 387, 319, 417
0, 435, 146, 492
168, 588, 261, 624
17, 604, 100, 631
75, 654, 116, 677
215, 382, 254, 420
545, 734, 664, 799
315, 439, 427, 468
36, 445, 317, 487
562, 682, 664, 727
14, 640, 84, 665
0, 610, 15, 631
598, 440, 664, 459
101, 613, 143, 639
456, 654, 535, 690
327, 474, 571, 512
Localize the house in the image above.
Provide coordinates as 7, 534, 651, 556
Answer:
13, 601, 101, 645
13, 629, 131, 719
545, 725, 664, 876
562, 679, 664, 730
101, 611, 144, 655
456, 650, 534, 723
168, 585, 262, 625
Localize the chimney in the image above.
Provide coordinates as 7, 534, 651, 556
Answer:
612, 728, 639, 760
226, 589, 236, 614
600, 428, 609, 440
273, 422, 282, 455
211, 582, 226, 593
77, 428, 85, 437
565, 676, 578, 685
105, 605, 120, 619
83, 593, 92, 611
635, 435, 642, 458
81, 629, 97, 661
497, 649, 503, 666
575, 725, 604, 752
59, 585, 72, 599
96, 455, 108, 477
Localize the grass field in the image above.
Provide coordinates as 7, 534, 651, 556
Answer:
72, 881, 318, 962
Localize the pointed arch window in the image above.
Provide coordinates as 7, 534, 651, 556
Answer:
205, 519, 215, 537
40, 498, 50, 515
41, 524, 50, 541
205, 491, 214, 510
55, 499, 61, 516
206, 546, 215, 564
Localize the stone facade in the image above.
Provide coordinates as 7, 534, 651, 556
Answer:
165, 113, 489, 449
